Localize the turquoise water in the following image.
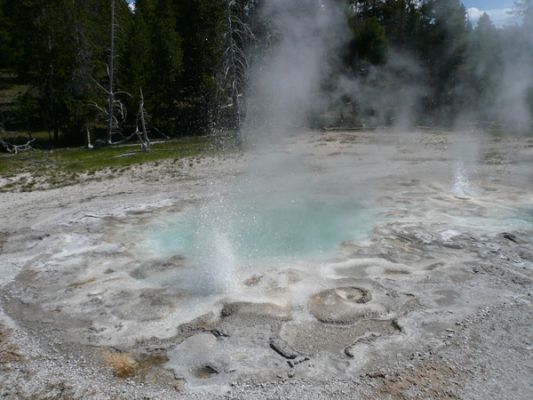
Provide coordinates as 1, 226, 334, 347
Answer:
146, 195, 376, 267
447, 205, 533, 233
145, 199, 533, 268
141, 193, 532, 296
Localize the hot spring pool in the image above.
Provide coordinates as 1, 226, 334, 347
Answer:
145, 195, 376, 266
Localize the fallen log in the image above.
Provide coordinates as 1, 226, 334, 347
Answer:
0, 138, 36, 154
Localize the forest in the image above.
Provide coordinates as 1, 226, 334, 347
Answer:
0, 0, 532, 147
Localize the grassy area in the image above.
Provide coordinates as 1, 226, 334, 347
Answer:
0, 136, 217, 191
0, 137, 213, 175
0, 70, 30, 107
0, 84, 29, 105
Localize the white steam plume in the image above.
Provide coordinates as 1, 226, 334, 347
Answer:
243, 0, 349, 143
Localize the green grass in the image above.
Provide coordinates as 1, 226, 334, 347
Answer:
0, 69, 30, 105
0, 136, 215, 179
0, 83, 29, 105
0, 130, 51, 142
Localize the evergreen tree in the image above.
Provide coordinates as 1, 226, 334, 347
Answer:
348, 16, 387, 67
380, 0, 422, 50
2, 0, 133, 142
0, 0, 529, 139
176, 0, 225, 134
461, 13, 502, 121
121, 0, 183, 134
7, 0, 82, 140
418, 0, 469, 123
0, 0, 14, 69
511, 0, 533, 127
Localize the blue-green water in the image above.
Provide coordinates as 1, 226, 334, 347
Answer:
448, 206, 533, 234
146, 195, 376, 267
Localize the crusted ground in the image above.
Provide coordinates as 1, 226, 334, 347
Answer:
0, 130, 532, 399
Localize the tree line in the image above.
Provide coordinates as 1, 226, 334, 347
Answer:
0, 0, 531, 146
337, 0, 532, 129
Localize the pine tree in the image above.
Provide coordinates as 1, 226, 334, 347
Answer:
348, 17, 387, 66
176, 0, 225, 134
461, 13, 502, 121
121, 0, 183, 134
0, 0, 14, 69
380, 0, 422, 50
418, 0, 469, 123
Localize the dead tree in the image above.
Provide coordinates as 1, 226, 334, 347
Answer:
221, 0, 255, 130
0, 110, 5, 134
107, 0, 117, 144
135, 89, 151, 152
86, 127, 94, 149
90, 80, 130, 144
90, 0, 140, 146
0, 138, 36, 154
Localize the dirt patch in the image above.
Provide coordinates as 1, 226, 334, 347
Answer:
0, 322, 23, 367
102, 349, 139, 378
101, 348, 169, 380
370, 361, 461, 400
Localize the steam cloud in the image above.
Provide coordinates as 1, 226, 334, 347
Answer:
243, 0, 349, 143
243, 1, 532, 134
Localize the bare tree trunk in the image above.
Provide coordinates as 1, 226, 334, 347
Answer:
0, 138, 36, 154
107, 0, 116, 145
140, 89, 151, 151
221, 0, 255, 132
227, 0, 241, 129
86, 127, 93, 149
135, 88, 151, 153
0, 110, 5, 134
46, 33, 56, 142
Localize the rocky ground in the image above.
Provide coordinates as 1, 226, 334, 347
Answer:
0, 130, 532, 399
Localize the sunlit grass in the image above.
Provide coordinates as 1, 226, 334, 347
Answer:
0, 135, 227, 192
0, 136, 214, 177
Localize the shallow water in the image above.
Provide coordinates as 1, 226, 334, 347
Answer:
446, 205, 533, 233
141, 190, 378, 296
146, 195, 376, 266
141, 184, 533, 296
